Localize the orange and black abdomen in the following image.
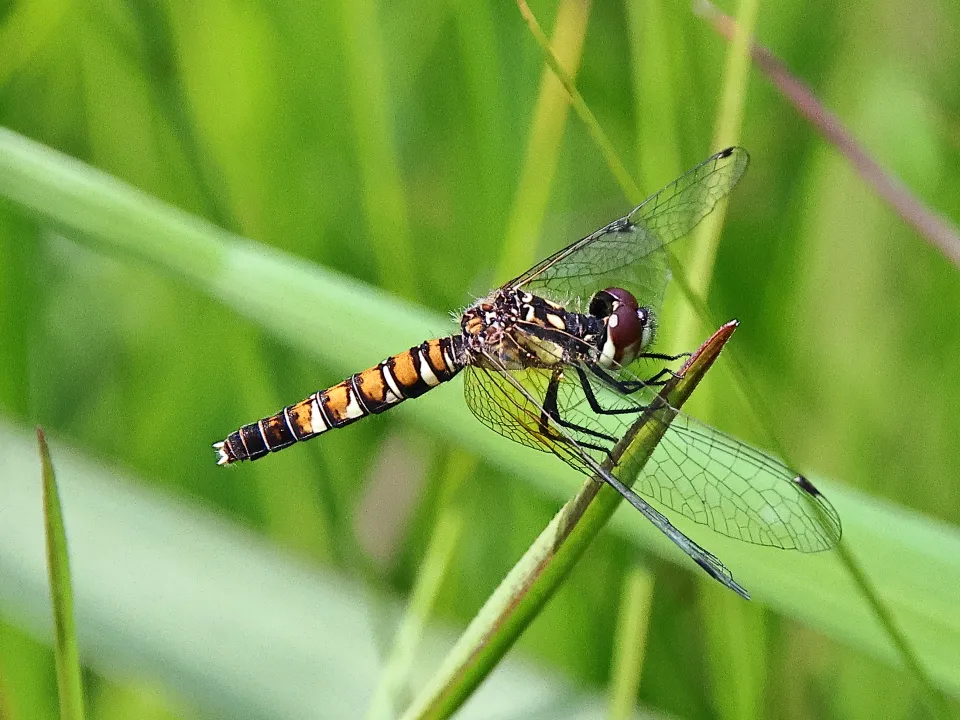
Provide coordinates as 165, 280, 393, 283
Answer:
214, 337, 462, 464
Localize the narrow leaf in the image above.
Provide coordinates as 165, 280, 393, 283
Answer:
39, 427, 86, 720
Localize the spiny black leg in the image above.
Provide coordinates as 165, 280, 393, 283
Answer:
590, 360, 683, 394
590, 364, 645, 394
589, 363, 674, 395
639, 351, 691, 362
540, 370, 619, 447
638, 367, 677, 386
565, 436, 616, 458
539, 372, 561, 436
575, 366, 650, 417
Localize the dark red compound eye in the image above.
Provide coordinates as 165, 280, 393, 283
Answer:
602, 287, 639, 310
592, 287, 651, 367
608, 302, 643, 360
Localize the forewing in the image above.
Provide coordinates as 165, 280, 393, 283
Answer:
508, 147, 749, 312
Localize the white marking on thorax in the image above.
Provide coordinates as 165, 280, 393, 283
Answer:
546, 312, 566, 330
524, 335, 565, 365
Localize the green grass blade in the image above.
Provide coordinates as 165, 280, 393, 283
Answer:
516, 0, 643, 204
497, 0, 591, 279
367, 508, 463, 720
399, 323, 740, 720
0, 127, 437, 370
608, 566, 654, 720
699, 581, 767, 720
38, 427, 86, 720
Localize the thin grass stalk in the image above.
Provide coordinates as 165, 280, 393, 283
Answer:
497, 0, 593, 280
367, 509, 463, 720
607, 566, 655, 720
516, 0, 642, 204
39, 428, 86, 720
696, 0, 960, 270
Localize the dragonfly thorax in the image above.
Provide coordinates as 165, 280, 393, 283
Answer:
459, 287, 653, 372
460, 289, 599, 370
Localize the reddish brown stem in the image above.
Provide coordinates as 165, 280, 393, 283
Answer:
697, 0, 960, 269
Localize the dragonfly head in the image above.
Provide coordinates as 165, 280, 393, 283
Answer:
589, 287, 655, 368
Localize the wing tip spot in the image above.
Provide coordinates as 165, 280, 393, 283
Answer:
793, 474, 821, 497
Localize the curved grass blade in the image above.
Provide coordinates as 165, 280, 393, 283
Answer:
516, 0, 643, 204
400, 323, 739, 720
497, 0, 591, 280
38, 427, 86, 720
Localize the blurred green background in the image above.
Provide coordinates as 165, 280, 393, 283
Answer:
1, 0, 959, 718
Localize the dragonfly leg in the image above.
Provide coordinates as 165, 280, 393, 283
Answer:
588, 365, 645, 394
635, 367, 674, 387
540, 371, 619, 457
591, 360, 681, 392
578, 365, 658, 415
639, 350, 691, 362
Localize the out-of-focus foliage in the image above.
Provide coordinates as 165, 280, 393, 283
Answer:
0, 0, 958, 718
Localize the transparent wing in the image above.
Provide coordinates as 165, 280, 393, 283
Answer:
461, 360, 750, 598
462, 363, 591, 472
639, 409, 841, 552
507, 147, 749, 312
464, 355, 841, 553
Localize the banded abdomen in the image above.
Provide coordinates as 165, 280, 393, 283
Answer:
214, 337, 463, 464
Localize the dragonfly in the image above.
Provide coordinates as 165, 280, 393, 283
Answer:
214, 147, 842, 599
